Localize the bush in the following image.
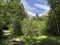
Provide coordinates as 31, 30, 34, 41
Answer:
21, 16, 48, 36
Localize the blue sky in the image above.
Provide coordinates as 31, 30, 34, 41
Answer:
21, 0, 50, 16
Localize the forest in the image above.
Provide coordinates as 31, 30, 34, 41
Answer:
0, 0, 60, 45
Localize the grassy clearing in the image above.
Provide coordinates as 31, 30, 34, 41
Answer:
13, 35, 60, 45
1, 35, 60, 45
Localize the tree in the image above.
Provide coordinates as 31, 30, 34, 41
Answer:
47, 0, 60, 35
0, 0, 10, 39
36, 13, 38, 19
11, 0, 27, 36
6, 0, 27, 36
21, 16, 48, 36
0, 0, 27, 38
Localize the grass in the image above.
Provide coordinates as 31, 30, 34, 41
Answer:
13, 35, 60, 45
0, 39, 9, 45
1, 28, 60, 45
1, 35, 60, 45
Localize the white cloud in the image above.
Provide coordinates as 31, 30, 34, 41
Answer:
27, 11, 36, 16
21, 0, 36, 11
21, 0, 49, 16
34, 3, 50, 11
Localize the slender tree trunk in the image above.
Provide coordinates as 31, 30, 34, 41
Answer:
55, 15, 60, 34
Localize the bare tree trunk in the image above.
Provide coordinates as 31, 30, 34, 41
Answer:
55, 15, 60, 34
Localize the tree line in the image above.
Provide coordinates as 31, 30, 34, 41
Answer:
0, 0, 60, 39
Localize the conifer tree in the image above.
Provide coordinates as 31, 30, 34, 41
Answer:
6, 0, 26, 36
47, 0, 60, 35
0, 0, 27, 37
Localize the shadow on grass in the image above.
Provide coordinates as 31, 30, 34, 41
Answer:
0, 39, 9, 45
37, 37, 60, 45
20, 36, 60, 45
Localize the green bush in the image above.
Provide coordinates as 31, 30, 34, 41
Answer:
21, 16, 48, 36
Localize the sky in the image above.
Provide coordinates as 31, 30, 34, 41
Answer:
21, 0, 50, 16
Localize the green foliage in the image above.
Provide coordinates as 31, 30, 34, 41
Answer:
0, 0, 10, 38
0, 0, 27, 38
21, 16, 48, 36
14, 35, 60, 45
0, 39, 9, 45
7, 0, 27, 36
1, 0, 60, 45
12, 18, 23, 36
47, 0, 60, 35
